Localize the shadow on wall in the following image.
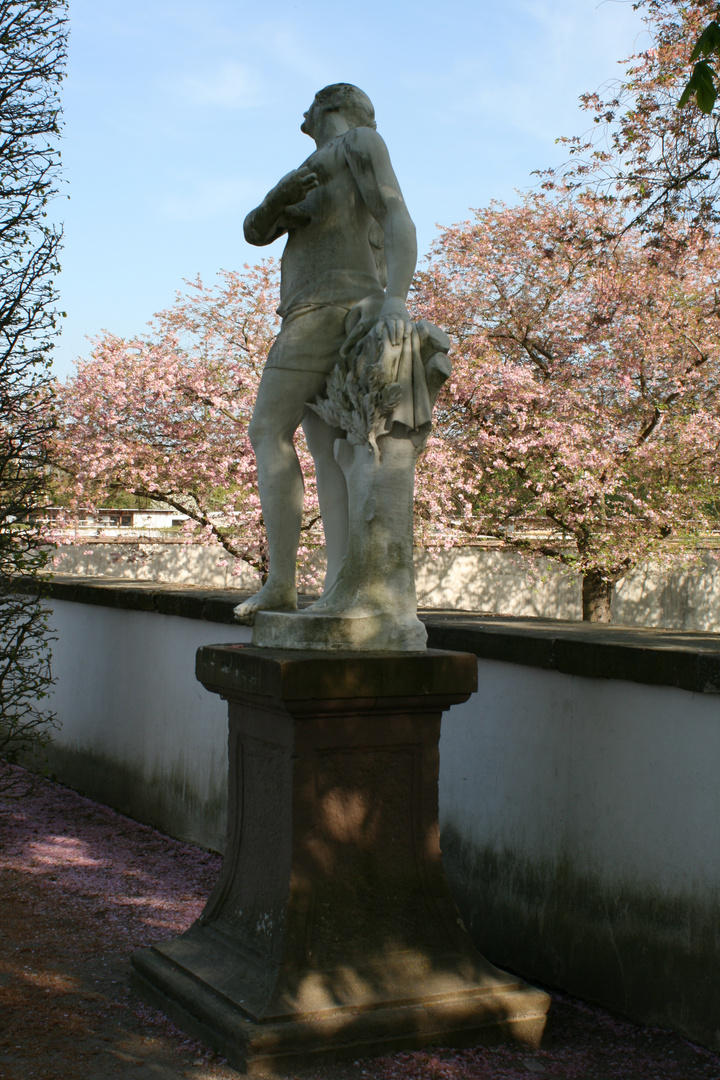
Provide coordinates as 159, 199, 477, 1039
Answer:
49, 543, 720, 630
51, 543, 263, 591
415, 547, 720, 631
414, 548, 581, 619
614, 552, 720, 631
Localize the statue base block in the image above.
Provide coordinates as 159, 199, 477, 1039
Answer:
252, 608, 428, 651
131, 646, 550, 1075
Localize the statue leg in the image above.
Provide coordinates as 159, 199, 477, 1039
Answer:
302, 409, 349, 594
234, 367, 329, 623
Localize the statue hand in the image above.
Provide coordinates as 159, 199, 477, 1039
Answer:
341, 294, 384, 358
376, 298, 414, 347
275, 165, 319, 208
341, 297, 414, 358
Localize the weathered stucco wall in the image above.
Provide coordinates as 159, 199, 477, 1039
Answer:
438, 658, 720, 1051
40, 596, 251, 851
25, 580, 720, 1051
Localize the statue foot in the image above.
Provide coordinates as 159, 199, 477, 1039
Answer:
233, 582, 298, 625
303, 573, 349, 615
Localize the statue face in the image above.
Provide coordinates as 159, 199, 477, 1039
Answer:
300, 91, 347, 139
300, 96, 324, 138
301, 84, 374, 141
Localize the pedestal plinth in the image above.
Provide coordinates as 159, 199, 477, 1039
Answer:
131, 646, 549, 1074
252, 608, 428, 651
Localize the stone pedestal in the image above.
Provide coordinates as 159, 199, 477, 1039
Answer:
131, 646, 549, 1075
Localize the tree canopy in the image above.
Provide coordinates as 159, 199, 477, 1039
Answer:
413, 189, 720, 619
54, 264, 324, 587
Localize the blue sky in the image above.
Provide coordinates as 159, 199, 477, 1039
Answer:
54, 0, 648, 379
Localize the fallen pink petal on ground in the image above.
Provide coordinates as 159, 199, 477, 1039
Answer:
1, 766, 718, 1080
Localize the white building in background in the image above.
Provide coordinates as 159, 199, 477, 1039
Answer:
39, 506, 189, 530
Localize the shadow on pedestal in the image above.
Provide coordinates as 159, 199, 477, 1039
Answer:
131, 646, 549, 1074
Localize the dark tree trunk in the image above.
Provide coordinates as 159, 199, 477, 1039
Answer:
582, 570, 613, 622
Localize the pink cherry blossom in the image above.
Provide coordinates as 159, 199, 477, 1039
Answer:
412, 188, 720, 619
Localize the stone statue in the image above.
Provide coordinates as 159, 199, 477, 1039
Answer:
234, 84, 450, 649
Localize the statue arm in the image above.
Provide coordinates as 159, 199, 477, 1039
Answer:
244, 166, 319, 246
343, 128, 418, 344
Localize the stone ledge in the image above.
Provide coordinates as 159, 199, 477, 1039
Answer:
425, 614, 720, 695
12, 575, 720, 694
11, 574, 244, 625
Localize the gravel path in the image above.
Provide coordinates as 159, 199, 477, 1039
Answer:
1, 769, 719, 1080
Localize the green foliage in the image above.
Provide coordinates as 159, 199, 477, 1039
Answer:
679, 16, 720, 112
552, 2, 720, 237
679, 58, 717, 112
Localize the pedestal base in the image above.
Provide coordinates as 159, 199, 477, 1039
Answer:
252, 609, 428, 651
133, 933, 549, 1074
131, 647, 549, 1074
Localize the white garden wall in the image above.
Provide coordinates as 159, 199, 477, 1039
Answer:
437, 657, 720, 1050
25, 580, 720, 1050
440, 659, 720, 896
42, 598, 251, 851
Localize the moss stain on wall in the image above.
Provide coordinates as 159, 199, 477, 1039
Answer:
441, 823, 720, 1051
30, 743, 228, 854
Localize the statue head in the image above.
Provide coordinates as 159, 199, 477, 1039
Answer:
301, 84, 377, 137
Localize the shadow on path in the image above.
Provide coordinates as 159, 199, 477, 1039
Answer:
1, 769, 719, 1080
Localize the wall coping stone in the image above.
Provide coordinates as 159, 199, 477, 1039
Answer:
15, 574, 720, 694
426, 614, 720, 695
